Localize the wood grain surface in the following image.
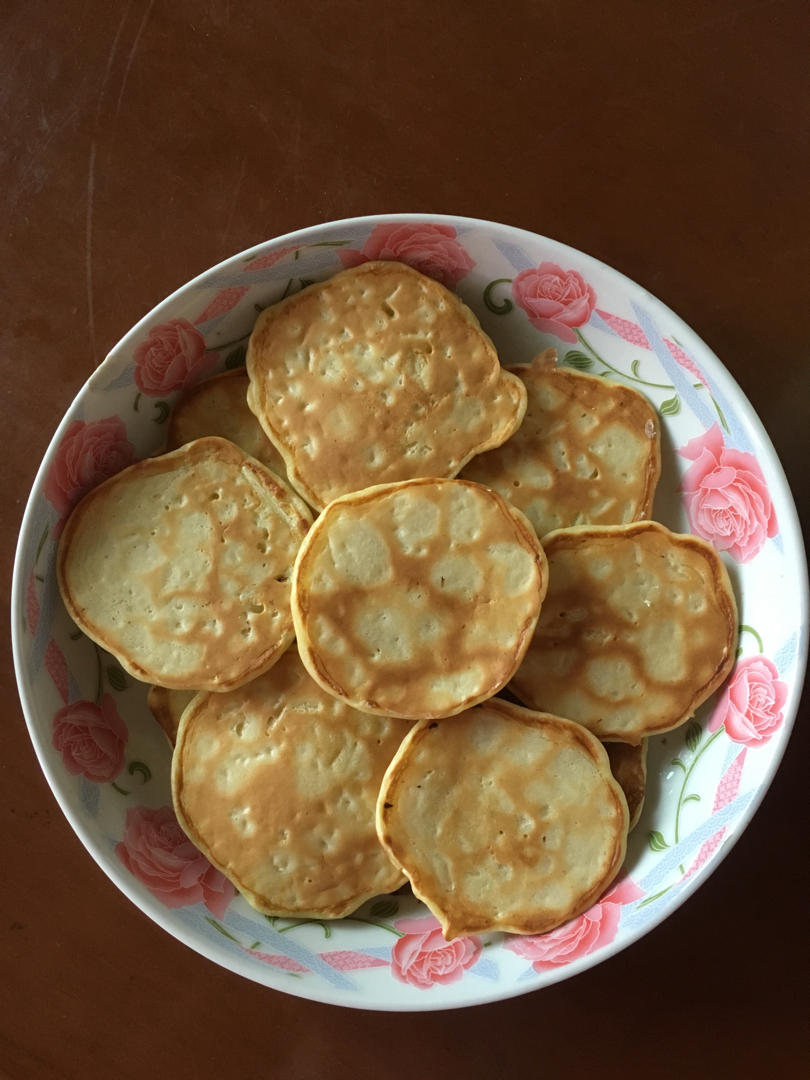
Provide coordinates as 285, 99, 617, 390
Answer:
2, 2, 808, 1077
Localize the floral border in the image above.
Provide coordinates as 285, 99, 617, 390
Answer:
16, 219, 800, 1003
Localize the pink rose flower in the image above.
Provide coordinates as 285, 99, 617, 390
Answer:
44, 416, 136, 519
709, 655, 787, 747
133, 318, 212, 396
338, 224, 475, 289
116, 805, 235, 919
52, 694, 128, 782
512, 262, 597, 343
504, 877, 643, 971
679, 424, 778, 562
391, 915, 481, 989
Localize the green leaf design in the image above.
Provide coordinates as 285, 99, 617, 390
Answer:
128, 761, 152, 784
224, 344, 247, 369
483, 278, 514, 315
648, 830, 670, 852
659, 394, 681, 416
133, 392, 142, 412
563, 349, 593, 370
272, 917, 331, 938
671, 757, 687, 773
152, 400, 171, 424
35, 525, 50, 565
683, 793, 701, 805
631, 358, 642, 378
254, 303, 264, 313
739, 623, 764, 652
685, 719, 702, 754
711, 395, 730, 433
369, 898, 400, 919
636, 885, 674, 909
69, 628, 83, 641
298, 278, 315, 290
205, 916, 240, 943
106, 665, 127, 692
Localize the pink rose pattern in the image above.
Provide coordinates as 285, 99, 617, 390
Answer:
133, 318, 213, 396
338, 223, 475, 289
44, 415, 136, 518
679, 423, 777, 562
116, 805, 235, 919
241, 245, 298, 272
44, 639, 70, 703
504, 877, 644, 971
512, 262, 597, 343
52, 694, 128, 783
391, 915, 481, 988
685, 747, 747, 878
710, 655, 787, 747
194, 285, 249, 324
595, 309, 711, 386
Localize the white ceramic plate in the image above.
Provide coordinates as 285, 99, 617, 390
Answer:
12, 215, 807, 1010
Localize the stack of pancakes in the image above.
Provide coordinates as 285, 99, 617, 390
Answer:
57, 261, 737, 939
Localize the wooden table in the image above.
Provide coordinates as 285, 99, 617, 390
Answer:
3, 2, 808, 1076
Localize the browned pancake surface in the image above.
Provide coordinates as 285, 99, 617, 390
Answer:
246, 261, 526, 508
461, 350, 661, 537
293, 478, 547, 719
172, 649, 411, 918
510, 522, 738, 741
376, 698, 628, 939
58, 437, 312, 691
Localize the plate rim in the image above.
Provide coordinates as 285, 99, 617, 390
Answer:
11, 212, 809, 1010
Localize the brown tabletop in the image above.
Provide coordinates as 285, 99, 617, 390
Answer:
3, 2, 808, 1077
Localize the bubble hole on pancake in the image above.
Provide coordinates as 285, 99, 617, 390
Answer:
292, 477, 548, 719
376, 698, 629, 939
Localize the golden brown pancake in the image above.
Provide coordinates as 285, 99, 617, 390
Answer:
167, 369, 289, 484
57, 437, 312, 692
461, 350, 661, 538
172, 648, 411, 918
292, 477, 547, 719
146, 686, 196, 745
605, 739, 648, 830
376, 698, 629, 939
510, 522, 738, 742
246, 261, 527, 508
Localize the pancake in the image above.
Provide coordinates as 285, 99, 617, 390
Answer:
57, 436, 313, 692
605, 739, 648, 830
246, 260, 527, 509
376, 697, 629, 940
167, 369, 290, 484
460, 350, 661, 538
146, 686, 196, 745
292, 477, 547, 719
172, 648, 411, 919
510, 522, 738, 742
